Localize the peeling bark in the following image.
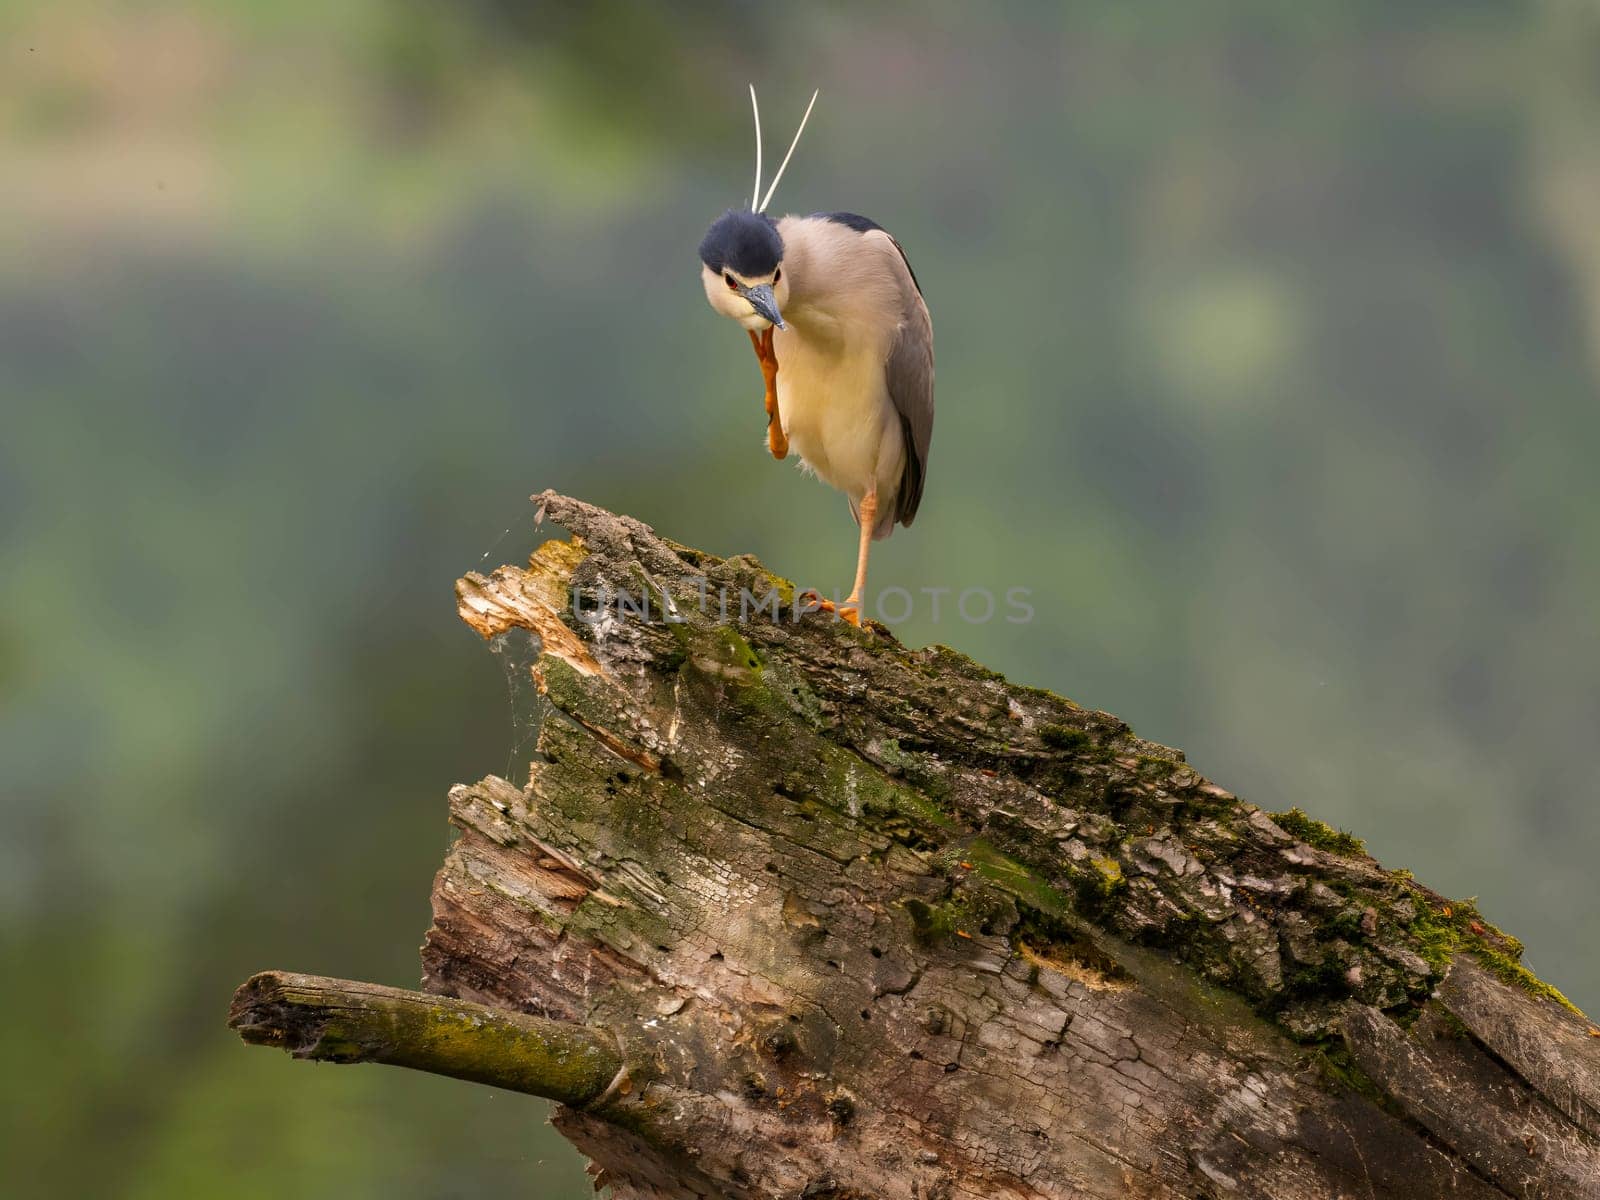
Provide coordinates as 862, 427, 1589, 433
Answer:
230, 493, 1600, 1199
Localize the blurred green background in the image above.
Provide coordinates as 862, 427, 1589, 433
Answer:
4, 1, 1600, 1195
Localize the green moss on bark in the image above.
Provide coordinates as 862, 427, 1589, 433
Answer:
1270, 807, 1367, 857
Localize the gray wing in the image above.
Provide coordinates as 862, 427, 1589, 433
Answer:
881, 234, 934, 529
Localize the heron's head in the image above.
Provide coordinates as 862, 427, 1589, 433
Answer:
699, 208, 788, 332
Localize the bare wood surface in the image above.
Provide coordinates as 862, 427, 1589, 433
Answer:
230, 493, 1600, 1199
1438, 956, 1600, 1140
1343, 1003, 1600, 1198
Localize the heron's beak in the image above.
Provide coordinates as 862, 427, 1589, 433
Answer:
744, 284, 786, 330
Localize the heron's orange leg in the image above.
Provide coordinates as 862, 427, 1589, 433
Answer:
748, 327, 787, 460
798, 489, 877, 628
845, 489, 877, 617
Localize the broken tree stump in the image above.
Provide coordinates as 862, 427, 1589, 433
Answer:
230, 492, 1600, 1199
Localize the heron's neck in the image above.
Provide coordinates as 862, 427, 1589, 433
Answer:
773, 217, 836, 331
775, 215, 894, 349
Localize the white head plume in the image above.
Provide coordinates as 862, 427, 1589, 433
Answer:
747, 87, 818, 214
748, 84, 763, 211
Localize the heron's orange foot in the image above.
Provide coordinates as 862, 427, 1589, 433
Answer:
767, 417, 789, 460
798, 590, 863, 627
748, 328, 785, 457
749, 328, 779, 375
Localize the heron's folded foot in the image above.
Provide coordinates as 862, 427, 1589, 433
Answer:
766, 420, 789, 460
748, 328, 787, 460
798, 589, 863, 627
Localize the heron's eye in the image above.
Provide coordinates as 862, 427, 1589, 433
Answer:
724, 273, 738, 290
772, 268, 781, 284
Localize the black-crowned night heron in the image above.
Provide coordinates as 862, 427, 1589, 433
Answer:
698, 89, 933, 626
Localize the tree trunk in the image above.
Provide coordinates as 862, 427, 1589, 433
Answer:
229, 492, 1600, 1199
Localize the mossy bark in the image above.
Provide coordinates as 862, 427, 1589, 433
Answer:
228, 972, 624, 1108
234, 493, 1600, 1199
